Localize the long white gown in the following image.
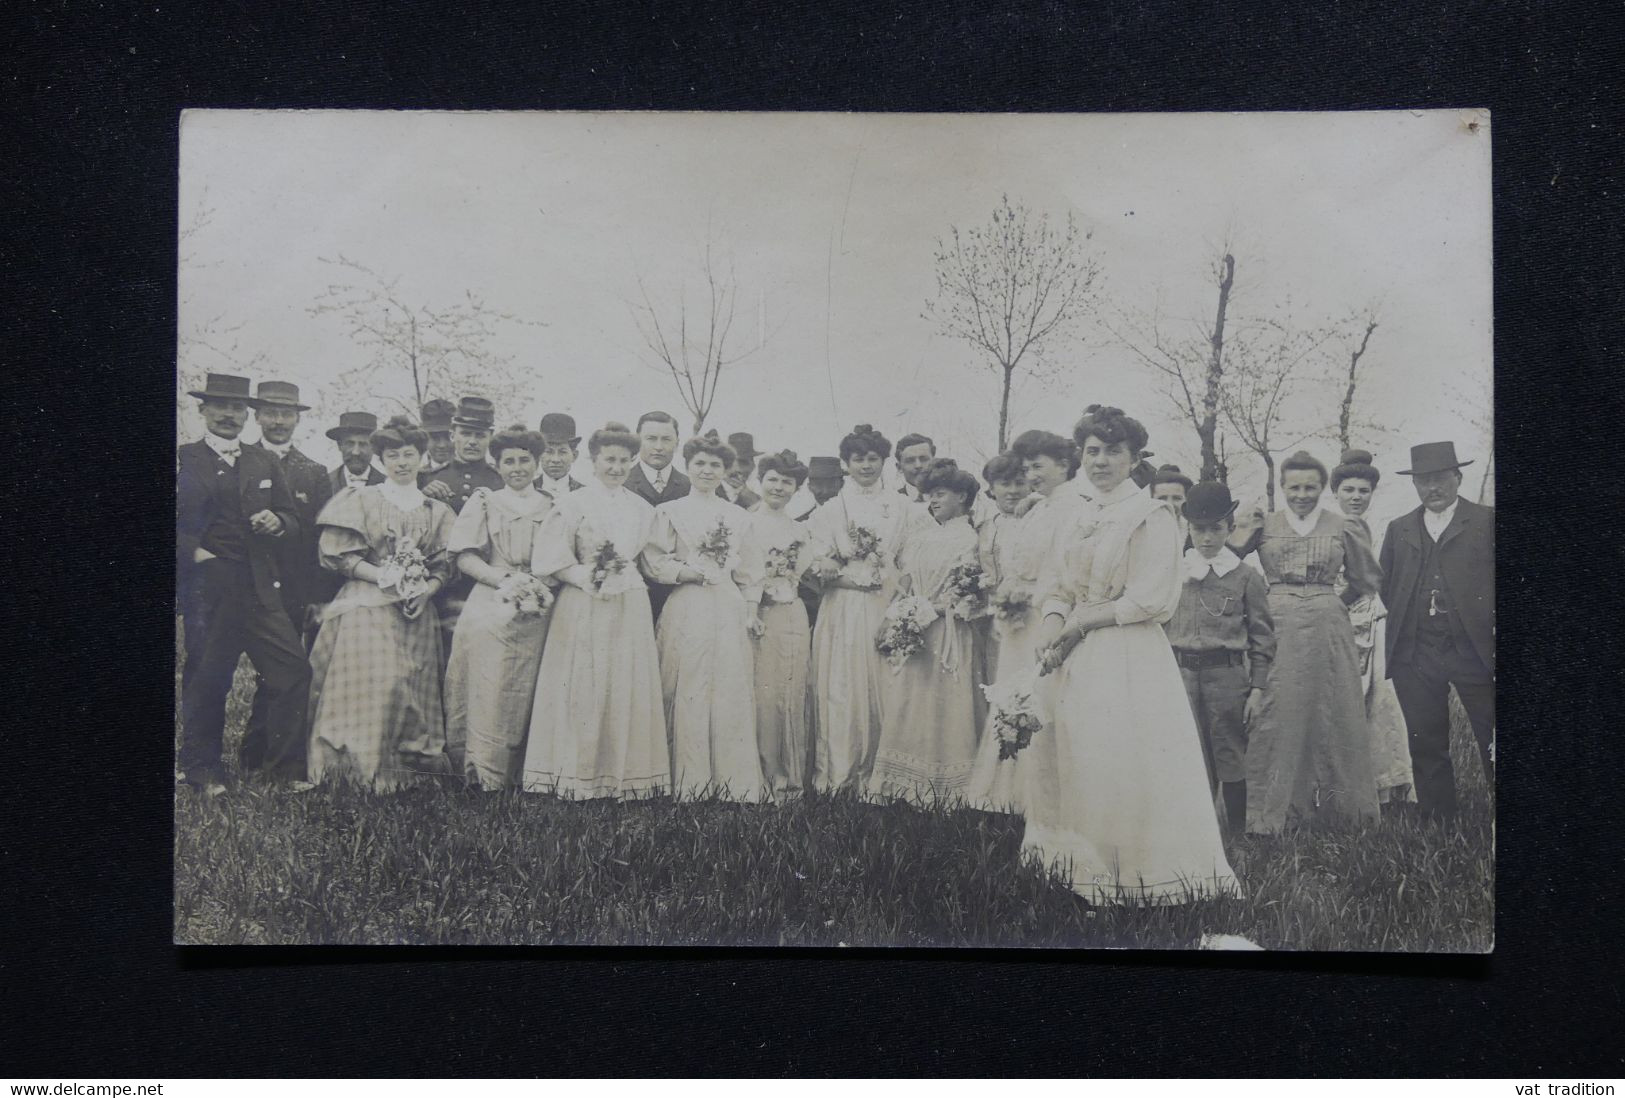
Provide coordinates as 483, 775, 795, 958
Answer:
1017, 478, 1240, 905
804, 479, 930, 793
748, 508, 815, 794
643, 491, 765, 802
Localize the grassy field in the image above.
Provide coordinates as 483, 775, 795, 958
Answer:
174, 652, 1493, 950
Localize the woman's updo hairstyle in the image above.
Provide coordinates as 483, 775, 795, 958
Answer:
1152, 464, 1194, 491
588, 421, 642, 458
1281, 449, 1330, 490
1010, 429, 1081, 476
838, 423, 892, 462
1071, 404, 1149, 458
918, 457, 980, 507
982, 451, 1026, 497
1330, 447, 1381, 491
370, 414, 429, 456
682, 430, 736, 468
489, 423, 544, 461
757, 448, 809, 488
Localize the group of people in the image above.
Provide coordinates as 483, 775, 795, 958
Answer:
178, 370, 1494, 906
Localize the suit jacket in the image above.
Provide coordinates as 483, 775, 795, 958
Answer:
330, 464, 385, 495
625, 463, 691, 507
1380, 498, 1495, 673
735, 487, 761, 511
254, 444, 334, 617
177, 440, 302, 614
535, 474, 585, 497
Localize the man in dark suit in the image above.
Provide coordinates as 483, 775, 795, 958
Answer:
535, 412, 586, 498
177, 373, 312, 794
419, 398, 457, 480
1380, 441, 1495, 819
422, 396, 503, 656
327, 411, 385, 495
894, 432, 936, 504
625, 411, 690, 619
723, 431, 762, 509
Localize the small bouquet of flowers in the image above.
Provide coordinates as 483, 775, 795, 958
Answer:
695, 517, 733, 583
876, 594, 938, 669
762, 541, 803, 604
990, 582, 1034, 626
943, 560, 992, 620
589, 539, 628, 595
834, 523, 884, 587
376, 534, 432, 605
981, 667, 1046, 761
498, 572, 555, 617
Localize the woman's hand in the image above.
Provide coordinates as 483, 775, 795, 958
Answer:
677, 565, 708, 585
747, 611, 765, 640
812, 557, 842, 582
1038, 625, 1083, 675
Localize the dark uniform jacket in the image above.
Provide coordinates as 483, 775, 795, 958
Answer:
253, 444, 333, 620
177, 441, 302, 615
625, 463, 691, 507
1379, 499, 1495, 675
422, 458, 503, 514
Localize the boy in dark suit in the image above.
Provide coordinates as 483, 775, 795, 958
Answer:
535, 412, 586, 497
625, 411, 690, 619
1166, 481, 1275, 833
176, 373, 312, 794
1380, 441, 1495, 818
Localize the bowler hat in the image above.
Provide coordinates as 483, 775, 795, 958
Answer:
808, 456, 844, 479
728, 432, 757, 461
1182, 481, 1241, 524
325, 411, 379, 441
451, 395, 496, 429
1398, 441, 1473, 477
187, 372, 253, 402
250, 380, 310, 411
539, 413, 580, 445
420, 399, 456, 433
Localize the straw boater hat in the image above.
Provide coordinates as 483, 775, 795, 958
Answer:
187, 372, 253, 402
539, 413, 581, 445
420, 399, 456, 434
249, 380, 310, 411
451, 396, 495, 429
1398, 441, 1473, 477
1181, 481, 1241, 524
325, 411, 379, 441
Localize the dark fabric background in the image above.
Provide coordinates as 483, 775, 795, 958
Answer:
6, 0, 1623, 1077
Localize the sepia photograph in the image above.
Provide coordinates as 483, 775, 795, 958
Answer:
174, 109, 1493, 950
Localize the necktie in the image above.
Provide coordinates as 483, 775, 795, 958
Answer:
655, 472, 665, 493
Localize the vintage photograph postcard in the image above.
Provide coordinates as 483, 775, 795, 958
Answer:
174, 109, 1492, 950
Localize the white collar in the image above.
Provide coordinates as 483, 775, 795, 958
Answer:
1423, 499, 1458, 539
1283, 505, 1325, 537
843, 477, 886, 499
203, 433, 242, 459
1092, 477, 1141, 507
377, 478, 426, 511
1185, 546, 1241, 581
343, 468, 372, 486
538, 470, 572, 490
639, 459, 672, 487
260, 439, 292, 458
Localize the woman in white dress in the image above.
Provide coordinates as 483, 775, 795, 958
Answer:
868, 459, 988, 803
805, 424, 931, 793
747, 449, 816, 796
519, 423, 669, 800
642, 433, 764, 802
1026, 405, 1238, 905
443, 426, 556, 790
1331, 448, 1415, 806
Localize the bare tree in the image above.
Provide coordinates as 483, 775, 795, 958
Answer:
308, 255, 540, 418
924, 195, 1102, 451
1111, 251, 1235, 482
1335, 306, 1381, 453
177, 188, 269, 435
629, 240, 757, 435
1221, 312, 1342, 510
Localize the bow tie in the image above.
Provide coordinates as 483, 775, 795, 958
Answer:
214, 445, 240, 461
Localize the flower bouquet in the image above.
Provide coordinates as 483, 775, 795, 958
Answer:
376, 534, 432, 606
876, 594, 938, 669
981, 667, 1047, 761
834, 523, 883, 587
589, 539, 629, 595
762, 541, 803, 604
498, 573, 555, 617
695, 516, 733, 584
990, 582, 1034, 626
944, 560, 991, 620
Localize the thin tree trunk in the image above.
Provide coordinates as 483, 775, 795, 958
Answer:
1200, 254, 1236, 481
997, 364, 1015, 451
1263, 452, 1277, 512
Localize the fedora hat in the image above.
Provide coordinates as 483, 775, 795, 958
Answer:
539, 413, 580, 445
1182, 481, 1241, 524
807, 456, 844, 479
451, 395, 495, 429
420, 399, 456, 433
1398, 441, 1473, 477
187, 372, 253, 403
727, 432, 758, 462
250, 380, 310, 411
325, 411, 379, 441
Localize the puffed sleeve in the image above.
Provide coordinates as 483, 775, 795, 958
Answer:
422, 501, 458, 585
1107, 504, 1182, 627
531, 496, 590, 587
1340, 514, 1381, 602
1242, 566, 1277, 689
640, 506, 687, 586
316, 488, 372, 577
447, 488, 493, 559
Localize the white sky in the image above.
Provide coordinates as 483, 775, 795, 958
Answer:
179, 109, 1492, 528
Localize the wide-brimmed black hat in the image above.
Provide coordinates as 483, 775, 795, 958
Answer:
250, 380, 310, 411
187, 372, 253, 402
1182, 481, 1241, 524
451, 395, 495, 429
539, 413, 580, 445
325, 411, 378, 441
420, 399, 456, 433
1398, 441, 1473, 477
728, 432, 757, 462
807, 456, 844, 478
